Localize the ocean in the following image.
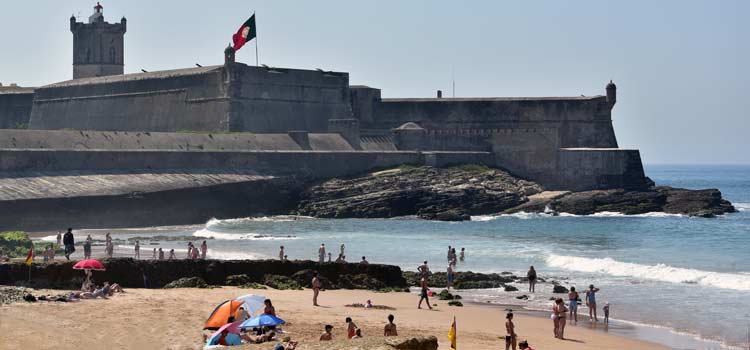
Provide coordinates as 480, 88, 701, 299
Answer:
41, 164, 750, 349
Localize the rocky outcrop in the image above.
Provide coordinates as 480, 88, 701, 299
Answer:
545, 187, 735, 217
0, 259, 407, 290
297, 166, 542, 221
404, 271, 520, 290
296, 165, 735, 220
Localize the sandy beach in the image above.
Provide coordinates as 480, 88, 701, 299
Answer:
0, 286, 667, 350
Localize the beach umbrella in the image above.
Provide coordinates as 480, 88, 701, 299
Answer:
238, 313, 286, 329
72, 259, 105, 271
206, 321, 243, 346
235, 294, 266, 314
204, 300, 244, 330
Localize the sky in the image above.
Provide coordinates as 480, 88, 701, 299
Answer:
0, 0, 747, 164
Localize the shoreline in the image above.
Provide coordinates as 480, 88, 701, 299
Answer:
0, 286, 668, 350
21, 230, 744, 350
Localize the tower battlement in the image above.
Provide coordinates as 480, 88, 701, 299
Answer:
70, 2, 126, 79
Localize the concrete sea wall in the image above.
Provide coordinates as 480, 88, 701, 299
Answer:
0, 91, 33, 129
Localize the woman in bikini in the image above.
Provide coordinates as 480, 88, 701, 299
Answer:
555, 298, 568, 339
505, 312, 517, 350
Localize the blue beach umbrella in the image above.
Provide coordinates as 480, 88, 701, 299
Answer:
238, 314, 286, 329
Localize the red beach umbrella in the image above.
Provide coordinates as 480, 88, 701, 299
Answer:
72, 259, 106, 271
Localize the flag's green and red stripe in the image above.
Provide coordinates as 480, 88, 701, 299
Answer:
232, 14, 256, 51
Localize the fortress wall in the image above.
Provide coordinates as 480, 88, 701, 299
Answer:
360, 97, 618, 148
28, 67, 229, 132
554, 148, 648, 191
0, 129, 354, 151
0, 149, 428, 178
0, 91, 34, 129
486, 128, 560, 181
229, 65, 351, 132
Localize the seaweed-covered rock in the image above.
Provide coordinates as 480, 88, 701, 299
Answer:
447, 300, 463, 307
163, 277, 208, 289
338, 273, 387, 290
225, 274, 254, 286
437, 289, 457, 300
552, 285, 569, 293
263, 274, 303, 290
504, 285, 519, 292
385, 336, 439, 350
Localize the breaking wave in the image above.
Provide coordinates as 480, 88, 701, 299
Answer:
545, 254, 750, 291
471, 211, 685, 221
205, 215, 312, 227
192, 229, 299, 241
734, 203, 750, 212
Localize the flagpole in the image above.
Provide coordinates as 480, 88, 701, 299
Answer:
254, 11, 259, 67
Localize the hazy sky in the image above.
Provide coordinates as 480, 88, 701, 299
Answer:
1, 0, 747, 164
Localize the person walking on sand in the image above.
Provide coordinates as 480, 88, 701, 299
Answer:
527, 266, 537, 293
505, 312, 517, 350
418, 275, 432, 310
63, 228, 75, 261
279, 246, 284, 260
200, 240, 208, 259
459, 247, 465, 262
384, 314, 398, 336
312, 271, 321, 306
134, 240, 140, 259
568, 286, 580, 324
318, 243, 326, 263
586, 284, 600, 322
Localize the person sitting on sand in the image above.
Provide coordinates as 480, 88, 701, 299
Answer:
274, 340, 298, 350
361, 256, 369, 264
235, 306, 250, 322
505, 312, 517, 350
418, 276, 432, 310
527, 266, 537, 293
518, 340, 535, 350
255, 331, 276, 343
384, 314, 398, 336
319, 325, 333, 341
264, 299, 276, 316
346, 317, 358, 339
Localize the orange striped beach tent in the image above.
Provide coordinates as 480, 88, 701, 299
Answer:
204, 300, 244, 330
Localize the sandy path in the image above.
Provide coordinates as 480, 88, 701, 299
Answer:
0, 287, 666, 350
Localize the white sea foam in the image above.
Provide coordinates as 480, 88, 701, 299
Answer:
471, 210, 687, 221
206, 250, 266, 260
192, 228, 299, 241
205, 215, 313, 228
734, 203, 750, 212
546, 254, 750, 291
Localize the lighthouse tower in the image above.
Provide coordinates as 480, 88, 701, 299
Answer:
70, 2, 127, 79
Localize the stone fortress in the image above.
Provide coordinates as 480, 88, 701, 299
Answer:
0, 4, 651, 230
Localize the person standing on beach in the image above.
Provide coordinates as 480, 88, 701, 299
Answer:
459, 248, 465, 262
134, 240, 140, 259
152, 248, 156, 259
168, 249, 175, 260
554, 298, 567, 339
446, 264, 454, 290
568, 287, 579, 323
384, 314, 398, 336
279, 246, 284, 260
603, 302, 610, 324
191, 245, 199, 260
312, 271, 321, 306
450, 248, 457, 267
447, 246, 452, 261
318, 244, 326, 263
360, 256, 369, 264
187, 242, 193, 259
586, 284, 600, 322
340, 243, 345, 258
418, 275, 432, 310
56, 231, 62, 247
505, 312, 517, 350
62, 228, 75, 261
158, 248, 164, 260
527, 266, 537, 293
83, 235, 92, 259
200, 241, 207, 259
418, 261, 430, 276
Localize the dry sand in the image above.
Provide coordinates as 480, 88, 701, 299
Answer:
0, 287, 667, 350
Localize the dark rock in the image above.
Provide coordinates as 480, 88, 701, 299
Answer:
437, 289, 458, 300
504, 285, 519, 292
403, 270, 518, 290
337, 273, 387, 290
163, 277, 208, 289
552, 285, 569, 293
657, 187, 736, 216
516, 295, 529, 300
297, 166, 542, 221
225, 274, 254, 286
447, 300, 463, 307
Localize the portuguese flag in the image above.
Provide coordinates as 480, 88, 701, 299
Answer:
232, 14, 256, 51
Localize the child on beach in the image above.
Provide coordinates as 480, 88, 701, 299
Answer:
505, 312, 517, 350
384, 314, 398, 336
603, 302, 610, 324
319, 325, 333, 341
345, 317, 358, 339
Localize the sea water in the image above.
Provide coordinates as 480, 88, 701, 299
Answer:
47, 164, 750, 349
